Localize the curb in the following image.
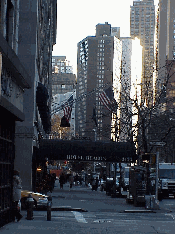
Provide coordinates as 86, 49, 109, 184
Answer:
123, 209, 156, 213
51, 206, 88, 212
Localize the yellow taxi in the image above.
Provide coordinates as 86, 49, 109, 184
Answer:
21, 190, 49, 209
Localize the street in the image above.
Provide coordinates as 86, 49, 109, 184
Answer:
1, 180, 175, 234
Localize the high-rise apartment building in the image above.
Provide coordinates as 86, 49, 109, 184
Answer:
76, 23, 120, 141
130, 0, 155, 105
52, 56, 76, 96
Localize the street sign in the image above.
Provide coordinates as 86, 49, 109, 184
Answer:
149, 142, 166, 146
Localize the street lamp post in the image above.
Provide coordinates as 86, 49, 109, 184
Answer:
155, 149, 159, 201
93, 128, 97, 173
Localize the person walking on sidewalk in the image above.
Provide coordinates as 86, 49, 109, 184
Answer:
59, 173, 65, 189
69, 173, 74, 189
95, 177, 99, 191
12, 170, 23, 222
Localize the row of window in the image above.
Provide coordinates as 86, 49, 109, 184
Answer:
97, 66, 105, 70
97, 70, 105, 74
97, 57, 104, 61
79, 50, 88, 56
98, 39, 105, 44
97, 75, 104, 79
97, 53, 104, 57
98, 44, 105, 47
133, 1, 154, 6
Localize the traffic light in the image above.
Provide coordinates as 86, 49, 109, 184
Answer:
60, 116, 70, 127
142, 154, 156, 164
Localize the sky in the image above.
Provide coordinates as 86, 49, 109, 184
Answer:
52, 0, 159, 76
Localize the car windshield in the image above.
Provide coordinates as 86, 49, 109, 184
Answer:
159, 169, 175, 179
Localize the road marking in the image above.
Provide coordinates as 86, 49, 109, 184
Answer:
93, 219, 112, 223
165, 214, 175, 219
72, 211, 88, 223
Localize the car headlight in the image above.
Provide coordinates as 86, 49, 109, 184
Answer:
162, 181, 168, 188
39, 197, 48, 200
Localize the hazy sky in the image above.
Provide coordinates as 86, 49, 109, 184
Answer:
52, 0, 158, 75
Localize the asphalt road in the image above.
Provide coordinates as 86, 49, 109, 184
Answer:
41, 181, 175, 233
1, 180, 175, 233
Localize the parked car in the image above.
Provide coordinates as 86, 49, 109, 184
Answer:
21, 190, 49, 210
100, 177, 119, 192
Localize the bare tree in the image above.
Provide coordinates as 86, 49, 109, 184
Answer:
116, 60, 175, 162
51, 114, 71, 139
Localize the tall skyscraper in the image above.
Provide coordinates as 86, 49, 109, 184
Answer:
130, 0, 155, 105
154, 0, 175, 111
76, 23, 120, 141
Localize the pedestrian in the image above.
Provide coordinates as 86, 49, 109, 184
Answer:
51, 173, 56, 191
69, 173, 74, 189
59, 173, 64, 189
85, 174, 88, 187
92, 178, 96, 191
47, 174, 53, 192
12, 170, 23, 222
74, 174, 78, 186
95, 177, 99, 191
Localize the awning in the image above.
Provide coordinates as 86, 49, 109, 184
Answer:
36, 82, 51, 133
36, 82, 49, 105
39, 139, 137, 163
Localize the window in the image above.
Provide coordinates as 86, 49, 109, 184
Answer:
61, 84, 65, 89
6, 1, 14, 47
0, 2, 1, 32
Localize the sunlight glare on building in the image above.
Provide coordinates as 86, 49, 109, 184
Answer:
131, 37, 142, 144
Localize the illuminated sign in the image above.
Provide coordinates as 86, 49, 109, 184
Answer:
66, 154, 134, 162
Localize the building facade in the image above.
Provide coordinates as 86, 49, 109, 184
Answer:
154, 0, 175, 111
52, 56, 76, 96
0, 0, 32, 227
130, 0, 155, 105
14, 0, 57, 193
76, 22, 120, 141
148, 0, 175, 163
